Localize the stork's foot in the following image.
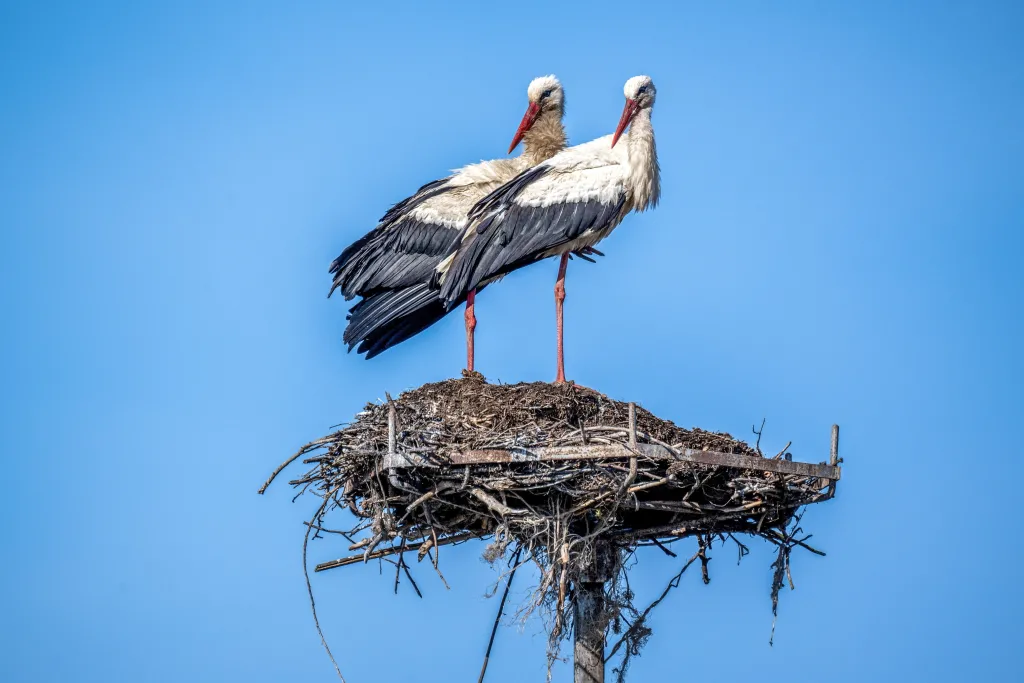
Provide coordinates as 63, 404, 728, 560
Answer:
461, 369, 486, 382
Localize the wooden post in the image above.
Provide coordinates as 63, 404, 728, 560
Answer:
386, 402, 399, 474
619, 403, 639, 496
388, 403, 397, 457
574, 542, 613, 683
574, 580, 605, 683
627, 403, 637, 450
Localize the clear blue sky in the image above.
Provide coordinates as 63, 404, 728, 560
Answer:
2, 1, 1022, 681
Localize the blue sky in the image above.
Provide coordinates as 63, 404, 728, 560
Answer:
2, 1, 1022, 681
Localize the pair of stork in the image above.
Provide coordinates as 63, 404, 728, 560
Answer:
329, 75, 660, 383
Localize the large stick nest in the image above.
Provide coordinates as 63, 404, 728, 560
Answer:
265, 375, 832, 680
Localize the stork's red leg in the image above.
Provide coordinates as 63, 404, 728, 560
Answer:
465, 289, 477, 373
554, 253, 570, 384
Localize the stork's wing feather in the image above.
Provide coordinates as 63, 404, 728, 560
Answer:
467, 164, 552, 222
329, 175, 463, 299
440, 154, 627, 307
378, 177, 451, 225
345, 283, 457, 359
344, 282, 441, 349
331, 217, 462, 298
330, 155, 530, 300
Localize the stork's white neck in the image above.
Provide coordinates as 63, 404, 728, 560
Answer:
626, 107, 660, 212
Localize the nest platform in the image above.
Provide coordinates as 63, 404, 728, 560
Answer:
262, 374, 841, 681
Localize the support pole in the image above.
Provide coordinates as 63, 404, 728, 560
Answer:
574, 542, 614, 683
574, 580, 605, 683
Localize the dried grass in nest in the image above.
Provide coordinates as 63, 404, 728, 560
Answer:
263, 374, 831, 681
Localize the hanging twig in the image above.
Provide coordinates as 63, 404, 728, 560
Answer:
477, 549, 522, 683
303, 489, 346, 681
606, 548, 702, 673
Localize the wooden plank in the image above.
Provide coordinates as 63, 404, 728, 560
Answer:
446, 443, 840, 480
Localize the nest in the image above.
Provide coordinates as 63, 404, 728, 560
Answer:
264, 375, 833, 681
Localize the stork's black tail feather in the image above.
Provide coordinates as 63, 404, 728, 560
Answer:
328, 231, 375, 298
344, 283, 455, 359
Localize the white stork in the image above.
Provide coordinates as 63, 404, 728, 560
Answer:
438, 75, 660, 383
330, 75, 567, 367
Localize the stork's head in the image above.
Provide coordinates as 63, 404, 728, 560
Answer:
612, 75, 656, 148
508, 75, 564, 154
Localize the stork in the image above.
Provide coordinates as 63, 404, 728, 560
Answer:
330, 76, 567, 369
438, 75, 660, 383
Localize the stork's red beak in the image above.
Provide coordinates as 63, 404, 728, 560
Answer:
611, 98, 639, 148
508, 102, 542, 154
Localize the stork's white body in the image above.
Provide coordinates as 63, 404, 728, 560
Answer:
438, 76, 660, 307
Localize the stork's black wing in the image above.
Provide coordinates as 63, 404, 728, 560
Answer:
329, 176, 461, 299
439, 163, 625, 308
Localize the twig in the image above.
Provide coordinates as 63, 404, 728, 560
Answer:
259, 439, 331, 494
303, 490, 346, 681
648, 537, 677, 558
772, 441, 792, 461
752, 418, 766, 456
470, 488, 527, 516
606, 549, 702, 663
316, 532, 480, 571
477, 549, 522, 683
424, 548, 450, 589
698, 535, 711, 584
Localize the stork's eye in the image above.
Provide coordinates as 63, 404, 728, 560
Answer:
541, 89, 553, 99
637, 85, 648, 95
